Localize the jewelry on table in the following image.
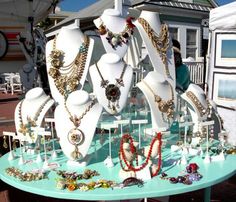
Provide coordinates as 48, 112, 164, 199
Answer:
137, 18, 170, 76
48, 35, 90, 98
95, 62, 127, 112
56, 169, 100, 180
97, 17, 135, 49
186, 91, 209, 117
18, 96, 51, 139
64, 99, 96, 160
142, 80, 175, 119
3, 136, 8, 149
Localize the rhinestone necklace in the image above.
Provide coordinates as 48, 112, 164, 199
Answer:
48, 35, 90, 98
137, 18, 170, 77
64, 100, 96, 160
95, 62, 127, 113
142, 80, 174, 119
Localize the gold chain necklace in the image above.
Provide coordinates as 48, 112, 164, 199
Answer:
48, 35, 90, 98
18, 96, 51, 139
137, 18, 170, 77
142, 80, 174, 119
186, 91, 209, 117
95, 63, 127, 113
64, 100, 96, 160
97, 17, 135, 49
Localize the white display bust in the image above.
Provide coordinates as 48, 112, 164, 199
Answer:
93, 9, 130, 58
137, 71, 176, 131
45, 26, 94, 104
54, 90, 103, 166
133, 10, 176, 88
89, 53, 133, 115
14, 87, 54, 143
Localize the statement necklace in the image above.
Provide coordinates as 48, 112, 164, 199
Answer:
97, 17, 135, 49
64, 100, 96, 160
186, 91, 209, 117
137, 18, 170, 77
49, 35, 90, 98
18, 96, 51, 139
142, 80, 174, 119
95, 62, 127, 113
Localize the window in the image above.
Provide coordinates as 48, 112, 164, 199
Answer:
186, 29, 197, 59
169, 27, 178, 40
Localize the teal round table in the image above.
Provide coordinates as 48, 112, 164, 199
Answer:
1, 145, 236, 202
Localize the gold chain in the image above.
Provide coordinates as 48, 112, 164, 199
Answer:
49, 35, 90, 98
142, 80, 174, 119
137, 18, 170, 77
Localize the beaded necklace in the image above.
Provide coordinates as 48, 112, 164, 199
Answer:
137, 18, 170, 77
97, 17, 135, 49
48, 35, 90, 98
18, 96, 51, 138
119, 133, 162, 177
95, 62, 127, 113
142, 80, 174, 119
64, 100, 95, 160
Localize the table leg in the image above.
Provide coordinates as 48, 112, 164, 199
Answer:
204, 186, 211, 202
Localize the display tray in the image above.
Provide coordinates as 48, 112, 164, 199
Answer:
1, 137, 236, 201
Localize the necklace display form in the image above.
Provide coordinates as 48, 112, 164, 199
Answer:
97, 17, 135, 49
48, 35, 90, 98
95, 62, 127, 113
137, 18, 170, 77
64, 100, 96, 160
142, 80, 174, 119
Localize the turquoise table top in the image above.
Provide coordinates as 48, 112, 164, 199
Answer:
1, 140, 236, 201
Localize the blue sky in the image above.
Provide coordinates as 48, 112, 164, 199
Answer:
59, 0, 235, 11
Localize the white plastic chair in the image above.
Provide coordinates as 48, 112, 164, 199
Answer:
9, 74, 22, 94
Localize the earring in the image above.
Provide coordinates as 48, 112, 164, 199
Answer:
3, 136, 8, 149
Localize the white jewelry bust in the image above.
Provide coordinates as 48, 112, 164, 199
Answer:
45, 26, 94, 104
137, 71, 176, 131
89, 53, 133, 115
54, 90, 103, 166
14, 87, 54, 143
93, 9, 130, 58
133, 10, 176, 88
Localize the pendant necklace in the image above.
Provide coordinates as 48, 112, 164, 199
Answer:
18, 96, 51, 139
137, 18, 170, 77
64, 100, 96, 160
23, 67, 34, 82
95, 62, 127, 113
142, 80, 174, 119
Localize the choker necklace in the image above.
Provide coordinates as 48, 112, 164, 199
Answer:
64, 100, 96, 160
18, 96, 51, 139
142, 80, 174, 119
97, 17, 135, 49
137, 18, 170, 77
186, 91, 209, 117
23, 67, 34, 82
49, 35, 90, 98
95, 62, 127, 113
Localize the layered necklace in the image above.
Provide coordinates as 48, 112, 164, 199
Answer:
18, 96, 51, 139
95, 62, 127, 113
142, 80, 174, 119
137, 18, 170, 77
97, 17, 135, 49
186, 91, 209, 117
48, 35, 90, 98
64, 100, 96, 160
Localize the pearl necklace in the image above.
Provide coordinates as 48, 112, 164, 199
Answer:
64, 100, 95, 160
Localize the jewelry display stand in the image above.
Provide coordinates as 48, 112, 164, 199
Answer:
14, 87, 55, 144
46, 27, 94, 104
89, 53, 133, 115
54, 90, 103, 167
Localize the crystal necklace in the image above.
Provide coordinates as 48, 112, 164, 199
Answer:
142, 80, 174, 119
137, 18, 170, 77
64, 100, 95, 160
48, 35, 90, 98
97, 17, 135, 49
95, 62, 127, 112
18, 96, 51, 139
